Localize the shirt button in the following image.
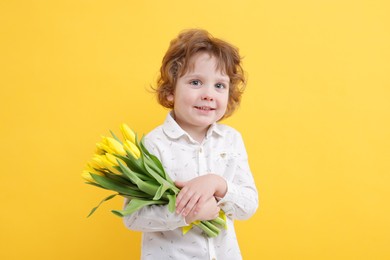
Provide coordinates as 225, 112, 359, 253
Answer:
199, 147, 203, 153
212, 258, 216, 260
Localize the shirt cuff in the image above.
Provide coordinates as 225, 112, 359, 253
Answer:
175, 213, 189, 228
216, 180, 238, 217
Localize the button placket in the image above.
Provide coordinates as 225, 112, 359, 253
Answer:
208, 237, 217, 260
198, 145, 207, 174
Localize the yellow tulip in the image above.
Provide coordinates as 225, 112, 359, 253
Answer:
105, 153, 125, 167
85, 162, 101, 174
104, 153, 117, 165
90, 154, 119, 174
95, 142, 110, 155
106, 137, 126, 156
91, 155, 106, 170
124, 140, 141, 159
82, 163, 104, 183
98, 154, 122, 175
99, 154, 114, 168
100, 136, 125, 154
96, 137, 116, 154
101, 136, 109, 145
120, 123, 136, 143
82, 170, 95, 183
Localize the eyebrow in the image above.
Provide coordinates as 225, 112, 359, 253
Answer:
183, 73, 230, 83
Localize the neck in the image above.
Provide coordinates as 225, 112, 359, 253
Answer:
171, 113, 209, 143
178, 124, 209, 143
187, 129, 207, 143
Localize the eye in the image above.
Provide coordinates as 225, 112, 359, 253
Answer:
189, 80, 202, 86
215, 83, 227, 90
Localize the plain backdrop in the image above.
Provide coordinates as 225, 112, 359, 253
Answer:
1, 0, 389, 259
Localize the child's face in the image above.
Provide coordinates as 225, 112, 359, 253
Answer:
168, 52, 229, 135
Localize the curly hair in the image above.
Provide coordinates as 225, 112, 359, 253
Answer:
155, 29, 246, 119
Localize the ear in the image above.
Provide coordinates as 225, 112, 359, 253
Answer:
167, 93, 174, 102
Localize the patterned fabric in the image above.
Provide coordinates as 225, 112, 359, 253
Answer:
123, 112, 258, 260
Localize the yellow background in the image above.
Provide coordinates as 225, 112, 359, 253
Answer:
1, 0, 389, 259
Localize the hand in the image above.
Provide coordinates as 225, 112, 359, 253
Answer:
175, 174, 227, 217
185, 196, 220, 223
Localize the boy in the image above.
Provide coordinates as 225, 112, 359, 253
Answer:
124, 29, 258, 260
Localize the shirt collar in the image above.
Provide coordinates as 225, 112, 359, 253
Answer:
162, 112, 225, 141
206, 121, 224, 138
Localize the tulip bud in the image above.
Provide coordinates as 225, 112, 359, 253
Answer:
101, 136, 109, 145
85, 162, 102, 175
96, 136, 117, 154
92, 155, 106, 169
105, 153, 125, 166
81, 170, 95, 183
106, 137, 126, 156
98, 154, 122, 175
124, 140, 141, 159
120, 123, 136, 143
96, 142, 109, 155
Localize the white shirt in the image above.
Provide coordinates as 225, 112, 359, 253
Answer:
123, 113, 258, 260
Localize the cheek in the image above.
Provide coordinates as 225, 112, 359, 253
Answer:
219, 93, 229, 107
177, 90, 197, 104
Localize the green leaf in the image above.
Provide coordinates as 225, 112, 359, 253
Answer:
167, 194, 176, 213
116, 154, 148, 179
85, 181, 106, 189
149, 154, 171, 181
112, 163, 151, 183
140, 139, 170, 180
104, 170, 134, 185
90, 174, 149, 198
139, 137, 151, 156
153, 183, 170, 201
116, 159, 161, 197
143, 154, 165, 178
111, 198, 166, 217
142, 156, 179, 194
87, 193, 118, 217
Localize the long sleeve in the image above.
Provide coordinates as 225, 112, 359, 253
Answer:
123, 199, 187, 232
217, 132, 259, 220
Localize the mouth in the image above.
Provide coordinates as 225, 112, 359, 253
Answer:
194, 106, 215, 111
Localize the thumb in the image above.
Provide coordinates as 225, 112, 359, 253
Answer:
174, 180, 186, 188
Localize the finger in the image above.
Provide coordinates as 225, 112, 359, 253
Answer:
193, 196, 208, 215
210, 207, 220, 220
175, 189, 193, 214
175, 186, 188, 206
182, 195, 201, 216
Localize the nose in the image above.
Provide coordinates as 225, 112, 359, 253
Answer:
201, 95, 214, 101
201, 86, 214, 101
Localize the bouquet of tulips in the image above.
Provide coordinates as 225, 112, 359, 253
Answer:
82, 124, 227, 237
